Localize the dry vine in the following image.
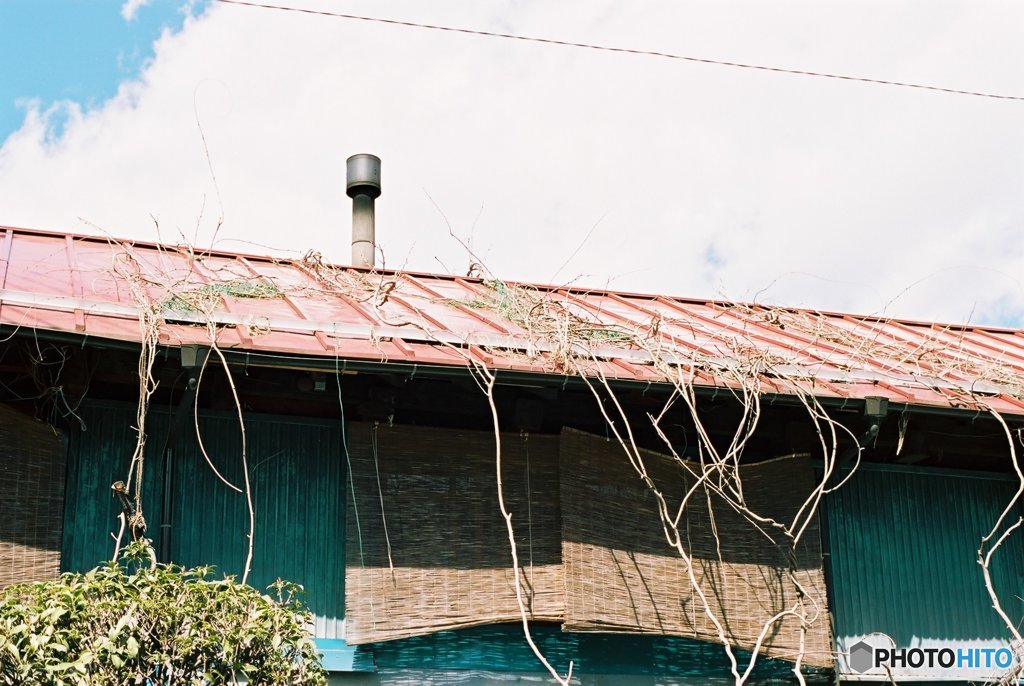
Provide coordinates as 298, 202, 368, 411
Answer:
437, 278, 855, 683
107, 237, 274, 584
110, 250, 163, 556
97, 234, 1024, 683
979, 408, 1024, 685
434, 275, 1024, 683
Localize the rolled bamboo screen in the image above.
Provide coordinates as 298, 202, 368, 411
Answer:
559, 428, 832, 667
0, 404, 66, 588
344, 423, 563, 644
344, 423, 831, 667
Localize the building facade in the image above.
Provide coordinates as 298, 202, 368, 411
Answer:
2, 225, 1023, 684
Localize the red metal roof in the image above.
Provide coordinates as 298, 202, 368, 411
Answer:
3, 224, 1024, 415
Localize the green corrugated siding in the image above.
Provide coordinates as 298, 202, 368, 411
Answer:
62, 404, 168, 571
61, 402, 838, 679
360, 624, 831, 682
62, 402, 346, 638
827, 465, 1024, 676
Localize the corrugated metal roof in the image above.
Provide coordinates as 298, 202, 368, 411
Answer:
3, 224, 1024, 415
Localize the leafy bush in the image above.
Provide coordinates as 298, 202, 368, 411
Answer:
0, 543, 326, 685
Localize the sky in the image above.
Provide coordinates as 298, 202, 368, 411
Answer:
0, 0, 1022, 327
0, 1, 195, 137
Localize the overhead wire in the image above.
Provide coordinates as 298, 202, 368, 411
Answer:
214, 0, 1024, 102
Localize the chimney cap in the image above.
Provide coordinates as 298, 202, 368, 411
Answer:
346, 153, 382, 199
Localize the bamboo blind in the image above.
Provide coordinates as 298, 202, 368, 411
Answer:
0, 404, 66, 588
344, 423, 563, 644
559, 428, 833, 667
344, 423, 832, 667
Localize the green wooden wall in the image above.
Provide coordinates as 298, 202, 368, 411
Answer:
357, 624, 830, 682
60, 400, 832, 681
826, 464, 1024, 679
62, 401, 346, 639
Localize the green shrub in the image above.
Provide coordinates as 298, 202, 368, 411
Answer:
0, 543, 326, 685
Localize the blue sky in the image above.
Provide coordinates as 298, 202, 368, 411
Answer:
0, 1, 201, 141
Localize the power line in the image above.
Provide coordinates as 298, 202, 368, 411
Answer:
214, 0, 1024, 102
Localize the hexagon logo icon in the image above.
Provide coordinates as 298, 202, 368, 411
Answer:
849, 640, 875, 673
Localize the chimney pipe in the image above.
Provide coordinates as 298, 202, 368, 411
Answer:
346, 153, 381, 268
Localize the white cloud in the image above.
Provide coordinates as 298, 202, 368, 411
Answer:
120, 0, 151, 22
2, 0, 1024, 325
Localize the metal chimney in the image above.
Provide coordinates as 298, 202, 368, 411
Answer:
346, 153, 381, 268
